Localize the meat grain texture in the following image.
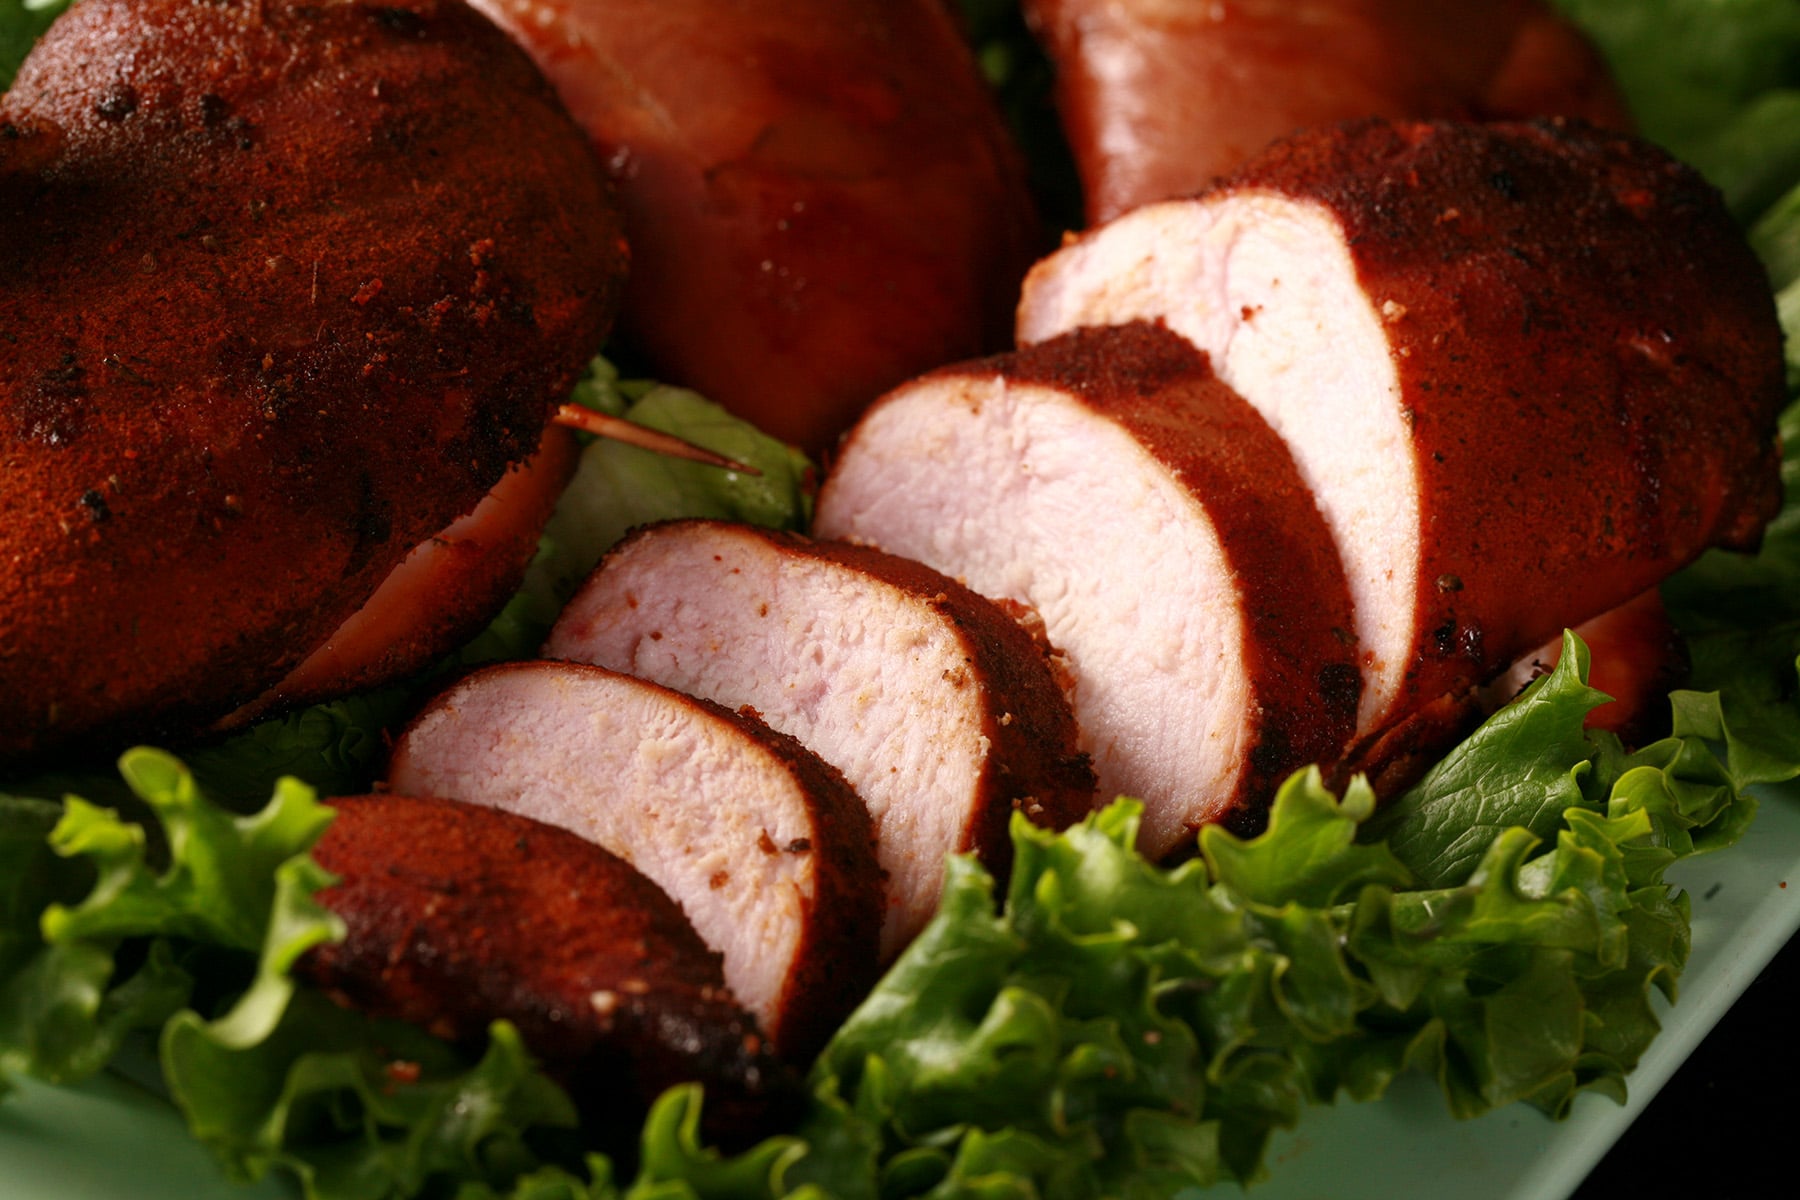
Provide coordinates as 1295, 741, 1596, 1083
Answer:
468, 0, 1040, 453
0, 0, 627, 760
544, 520, 1097, 955
387, 659, 884, 1060
1025, 0, 1633, 222
304, 794, 798, 1150
814, 322, 1363, 858
1017, 118, 1785, 742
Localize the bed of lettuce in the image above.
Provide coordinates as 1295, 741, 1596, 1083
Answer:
5, 1, 1800, 1198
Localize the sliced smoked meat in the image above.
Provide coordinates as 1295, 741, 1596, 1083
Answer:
1017, 118, 1785, 742
303, 793, 798, 1150
543, 519, 1097, 956
384, 659, 882, 1061
813, 321, 1362, 859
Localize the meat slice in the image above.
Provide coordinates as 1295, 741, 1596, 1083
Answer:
469, 0, 1040, 453
1023, 0, 1633, 223
544, 520, 1097, 956
1017, 118, 1786, 743
384, 659, 882, 1060
812, 322, 1362, 860
303, 794, 798, 1150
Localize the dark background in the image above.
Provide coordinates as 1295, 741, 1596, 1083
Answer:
1575, 928, 1798, 1194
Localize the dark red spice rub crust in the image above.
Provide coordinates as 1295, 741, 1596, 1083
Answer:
0, 0, 628, 760
1228, 117, 1785, 714
303, 794, 799, 1150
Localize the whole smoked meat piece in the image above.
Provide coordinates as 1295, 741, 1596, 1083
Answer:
0, 0, 628, 760
1024, 0, 1633, 223
1017, 119, 1785, 742
469, 0, 1039, 453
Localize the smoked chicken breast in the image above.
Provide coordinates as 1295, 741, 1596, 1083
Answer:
467, 0, 1039, 453
1017, 118, 1785, 742
544, 520, 1097, 955
386, 659, 883, 1060
304, 793, 797, 1150
814, 322, 1362, 858
0, 0, 626, 761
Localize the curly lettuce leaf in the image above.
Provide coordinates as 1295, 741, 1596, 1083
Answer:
0, 796, 84, 982
0, 753, 600, 1199
0, 751, 329, 1094
447, 1086, 816, 1200
1753, 183, 1800, 291
1660, 399, 1800, 786
0, 749, 346, 1092
1750, 186, 1800, 390
798, 635, 1754, 1194
0, 793, 140, 1090
167, 993, 576, 1200
42, 752, 334, 953
1360, 632, 1613, 886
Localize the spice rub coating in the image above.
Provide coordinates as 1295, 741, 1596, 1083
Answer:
304, 793, 797, 1148
1018, 118, 1785, 739
0, 0, 628, 759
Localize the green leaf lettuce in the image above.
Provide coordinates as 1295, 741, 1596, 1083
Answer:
794, 650, 1750, 1194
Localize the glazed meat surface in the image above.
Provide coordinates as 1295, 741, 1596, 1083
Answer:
303, 793, 797, 1149
0, 0, 627, 760
544, 519, 1097, 955
1025, 0, 1633, 223
1017, 118, 1785, 741
814, 322, 1362, 857
386, 659, 884, 1060
468, 0, 1039, 453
